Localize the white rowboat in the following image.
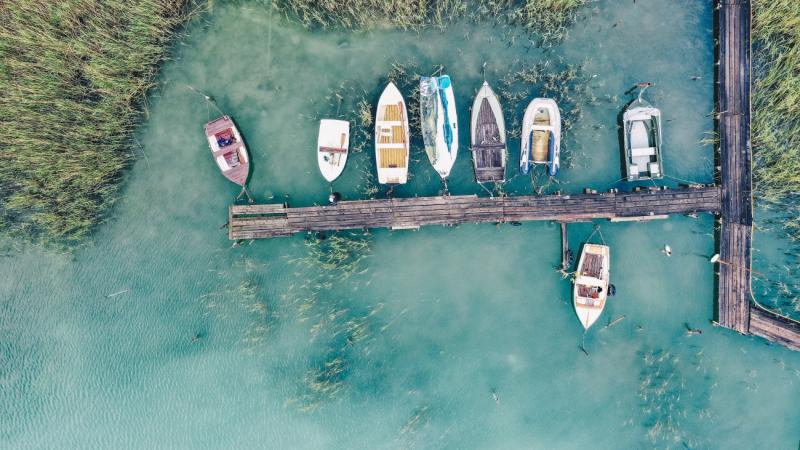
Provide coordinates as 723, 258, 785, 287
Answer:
317, 119, 350, 182
374, 82, 410, 184
573, 243, 610, 330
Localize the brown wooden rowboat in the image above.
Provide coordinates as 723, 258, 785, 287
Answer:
204, 116, 250, 187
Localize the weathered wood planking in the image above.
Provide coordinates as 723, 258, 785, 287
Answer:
229, 187, 721, 240
718, 222, 752, 331
749, 306, 800, 352
560, 222, 569, 271
717, 0, 753, 334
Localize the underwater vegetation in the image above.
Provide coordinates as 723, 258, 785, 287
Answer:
637, 347, 712, 449
0, 0, 196, 246
200, 254, 278, 354
283, 233, 389, 411
275, 0, 591, 46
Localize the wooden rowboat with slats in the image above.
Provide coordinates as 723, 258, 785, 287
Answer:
204, 116, 250, 187
374, 82, 410, 184
470, 81, 506, 182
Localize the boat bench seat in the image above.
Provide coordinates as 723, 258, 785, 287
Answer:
319, 146, 347, 153
379, 148, 407, 168
631, 147, 656, 157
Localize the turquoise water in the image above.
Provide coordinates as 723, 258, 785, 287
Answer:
2, 1, 799, 448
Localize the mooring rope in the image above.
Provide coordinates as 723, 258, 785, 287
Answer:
663, 174, 709, 187
585, 224, 606, 245
185, 84, 224, 117
476, 181, 494, 198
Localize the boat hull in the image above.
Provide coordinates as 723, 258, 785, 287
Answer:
623, 101, 663, 181
317, 119, 350, 182
470, 81, 506, 182
204, 115, 250, 187
420, 75, 458, 179
573, 243, 610, 330
374, 82, 410, 185
520, 98, 561, 176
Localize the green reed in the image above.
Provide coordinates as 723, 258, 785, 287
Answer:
751, 0, 800, 316
0, 0, 196, 247
752, 0, 800, 204
274, 0, 591, 46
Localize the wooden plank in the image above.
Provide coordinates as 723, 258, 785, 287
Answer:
609, 215, 669, 222
560, 222, 569, 271
749, 306, 800, 351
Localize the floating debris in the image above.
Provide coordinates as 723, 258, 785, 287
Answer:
105, 289, 130, 298
601, 315, 626, 331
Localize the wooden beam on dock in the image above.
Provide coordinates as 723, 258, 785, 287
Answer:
560, 222, 569, 271
229, 187, 721, 240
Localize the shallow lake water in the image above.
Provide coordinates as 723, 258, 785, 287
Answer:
2, 1, 799, 448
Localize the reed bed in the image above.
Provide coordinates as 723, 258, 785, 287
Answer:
752, 0, 800, 204
275, 0, 590, 46
751, 0, 800, 317
0, 0, 194, 245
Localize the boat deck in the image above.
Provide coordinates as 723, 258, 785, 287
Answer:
472, 98, 506, 182
580, 253, 603, 279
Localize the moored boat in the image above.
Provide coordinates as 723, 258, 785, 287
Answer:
573, 243, 610, 330
622, 90, 663, 181
470, 81, 506, 183
520, 98, 561, 176
374, 82, 410, 184
204, 115, 250, 186
420, 75, 459, 179
317, 119, 350, 182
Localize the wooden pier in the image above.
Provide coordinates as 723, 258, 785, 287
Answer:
716, 0, 800, 350
229, 187, 720, 240
717, 0, 753, 334
225, 0, 800, 352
